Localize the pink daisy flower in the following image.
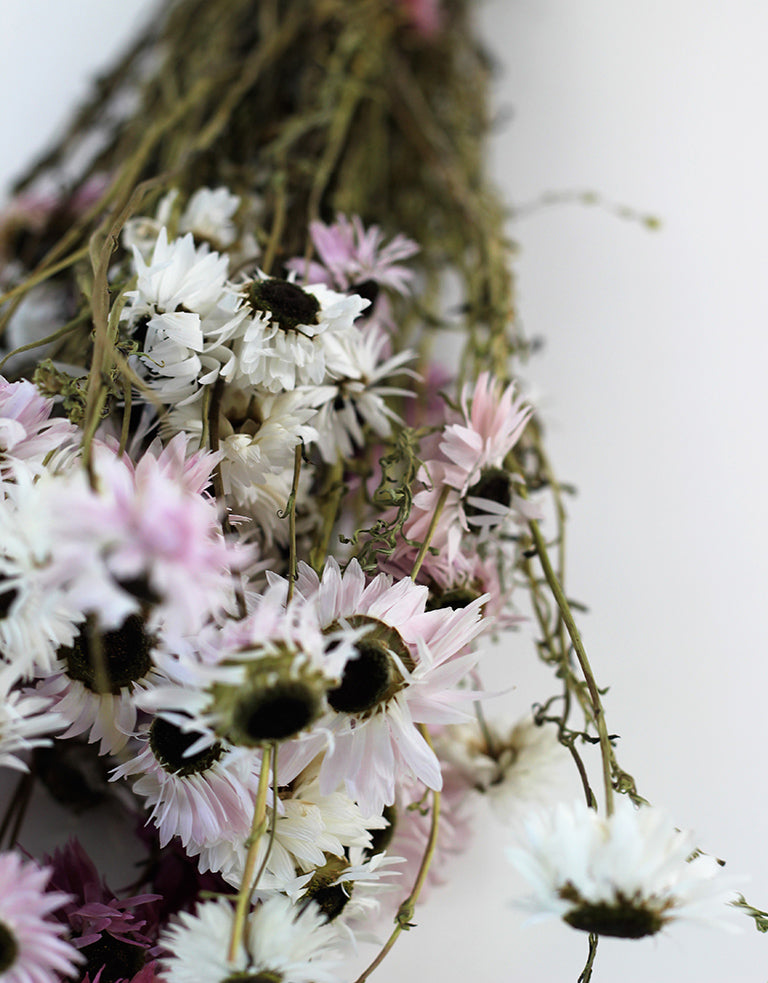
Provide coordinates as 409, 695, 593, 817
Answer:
386, 765, 476, 905
0, 375, 78, 486
111, 718, 261, 852
36, 434, 241, 639
396, 0, 444, 38
385, 529, 523, 632
280, 558, 487, 815
143, 582, 354, 752
403, 373, 537, 561
285, 214, 419, 297
0, 850, 83, 983
441, 372, 530, 477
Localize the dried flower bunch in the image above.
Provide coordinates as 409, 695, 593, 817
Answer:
0, 2, 758, 982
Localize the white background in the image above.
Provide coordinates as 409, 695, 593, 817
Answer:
1, 1, 767, 981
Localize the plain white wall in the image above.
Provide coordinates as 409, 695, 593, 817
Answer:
1, 1, 767, 980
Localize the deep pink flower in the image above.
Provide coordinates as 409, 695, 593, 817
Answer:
44, 840, 160, 983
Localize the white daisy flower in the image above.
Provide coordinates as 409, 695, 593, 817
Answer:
308, 325, 415, 464
231, 467, 309, 548
0, 481, 83, 682
176, 186, 241, 249
508, 798, 737, 938
434, 715, 566, 822
284, 846, 403, 951
0, 670, 63, 771
159, 895, 341, 983
234, 276, 368, 393
125, 227, 230, 326
202, 759, 387, 892
166, 386, 318, 494
123, 228, 246, 402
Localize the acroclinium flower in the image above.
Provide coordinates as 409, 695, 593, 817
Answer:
280, 558, 487, 815
235, 275, 368, 393
145, 583, 355, 751
159, 895, 341, 983
285, 214, 419, 297
433, 715, 566, 822
508, 799, 736, 939
110, 717, 261, 852
0, 851, 83, 983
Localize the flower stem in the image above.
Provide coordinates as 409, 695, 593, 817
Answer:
286, 443, 303, 603
353, 724, 440, 983
410, 484, 450, 580
250, 744, 279, 889
527, 517, 614, 816
227, 743, 274, 964
578, 933, 599, 983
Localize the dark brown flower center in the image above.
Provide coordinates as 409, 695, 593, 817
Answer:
248, 278, 320, 331
464, 466, 511, 518
224, 973, 282, 983
326, 616, 414, 717
426, 584, 481, 611
210, 647, 330, 748
117, 574, 162, 609
81, 934, 147, 983
301, 855, 353, 921
559, 884, 666, 939
62, 614, 152, 694
0, 921, 18, 974
229, 681, 321, 746
349, 279, 379, 316
0, 575, 18, 619
149, 716, 224, 777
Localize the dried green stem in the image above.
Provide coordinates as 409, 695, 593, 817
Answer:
578, 934, 599, 983
227, 743, 274, 964
527, 517, 614, 816
353, 724, 441, 983
410, 483, 450, 580
286, 443, 303, 603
